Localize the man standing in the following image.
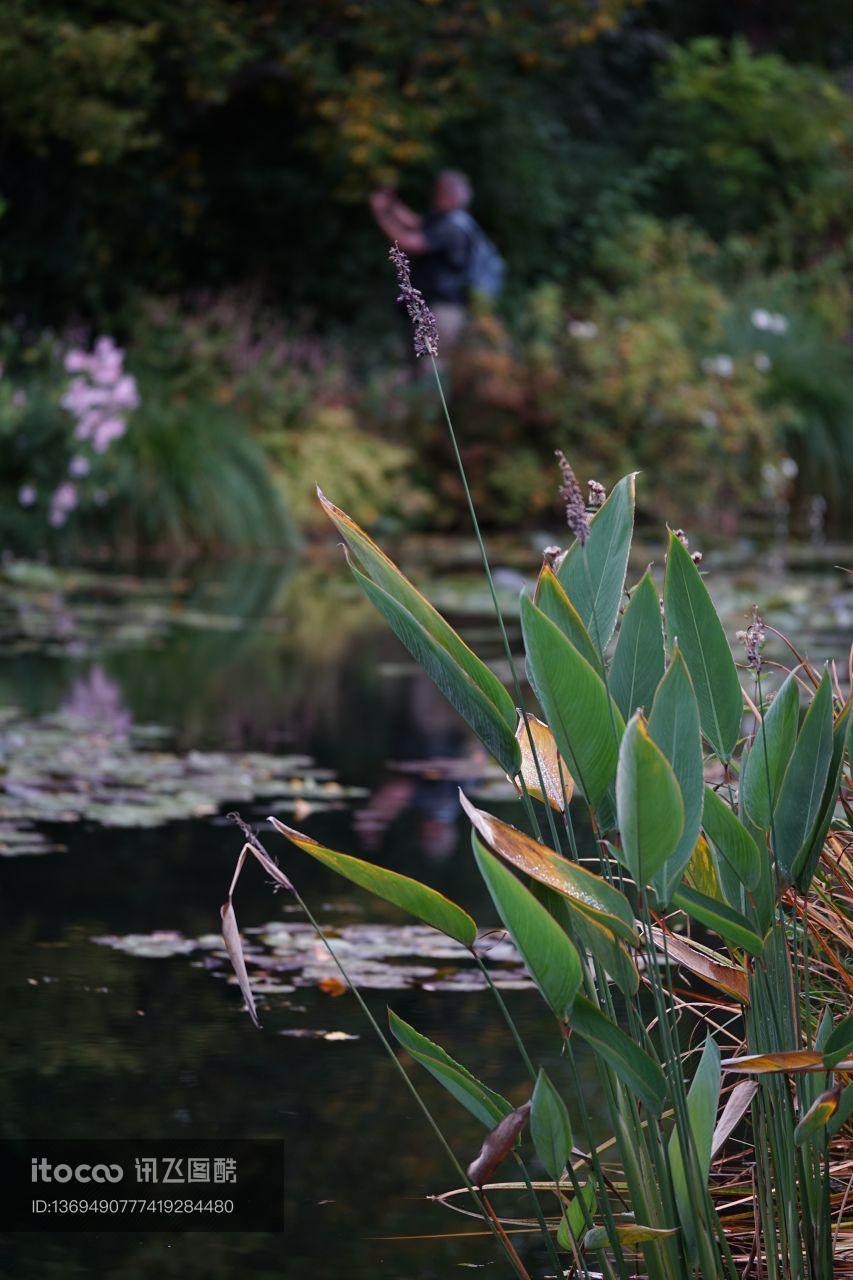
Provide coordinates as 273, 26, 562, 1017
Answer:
369, 170, 478, 350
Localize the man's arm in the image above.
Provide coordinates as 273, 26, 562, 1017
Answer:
369, 189, 428, 254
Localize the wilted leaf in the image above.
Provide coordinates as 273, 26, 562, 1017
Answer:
467, 1101, 532, 1186
460, 793, 636, 944
721, 1050, 853, 1074
710, 1081, 758, 1158
513, 713, 573, 811
649, 927, 749, 1003
584, 1223, 678, 1250
794, 1085, 841, 1147
220, 897, 260, 1030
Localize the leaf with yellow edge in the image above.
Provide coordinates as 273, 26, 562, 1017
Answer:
268, 817, 477, 948
459, 792, 637, 944
722, 1050, 853, 1074
584, 1224, 679, 1250
794, 1085, 842, 1146
513, 712, 573, 811
684, 835, 722, 900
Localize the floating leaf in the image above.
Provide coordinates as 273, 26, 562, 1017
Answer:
557, 473, 636, 649
460, 793, 637, 944
531, 1069, 573, 1181
701, 787, 762, 892
648, 649, 704, 905
668, 1035, 720, 1261
673, 885, 764, 957
521, 593, 624, 811
388, 1010, 512, 1128
467, 1101, 532, 1186
663, 531, 743, 760
513, 713, 573, 812
569, 996, 667, 1115
473, 835, 581, 1019
534, 566, 602, 673
269, 816, 477, 948
794, 1085, 841, 1147
774, 671, 833, 883
616, 712, 685, 888
610, 571, 666, 722
584, 1223, 678, 1250
741, 673, 799, 829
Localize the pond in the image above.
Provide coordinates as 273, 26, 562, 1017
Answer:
0, 538, 850, 1279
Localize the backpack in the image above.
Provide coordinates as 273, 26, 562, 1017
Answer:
448, 210, 506, 300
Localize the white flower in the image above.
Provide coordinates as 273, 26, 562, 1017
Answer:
751, 308, 772, 330
702, 354, 734, 378
754, 352, 771, 372
700, 409, 719, 429
568, 320, 598, 340
780, 457, 799, 479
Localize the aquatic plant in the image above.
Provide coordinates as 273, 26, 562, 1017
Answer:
221, 259, 852, 1279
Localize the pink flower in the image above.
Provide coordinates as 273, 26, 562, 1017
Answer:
18, 484, 37, 508
68, 454, 91, 478
51, 482, 78, 513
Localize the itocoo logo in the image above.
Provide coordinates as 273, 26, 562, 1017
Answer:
31, 1158, 123, 1184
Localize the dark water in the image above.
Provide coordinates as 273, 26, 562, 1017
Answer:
0, 548, 849, 1279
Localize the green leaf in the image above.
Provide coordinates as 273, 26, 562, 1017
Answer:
534, 565, 602, 674
792, 696, 850, 891
823, 1014, 853, 1070
557, 473, 636, 649
827, 1083, 853, 1137
557, 1180, 595, 1250
741, 673, 799, 829
663, 531, 743, 760
570, 911, 640, 996
350, 561, 520, 774
473, 834, 582, 1019
795, 1085, 842, 1147
531, 1069, 573, 1181
774, 671, 834, 882
269, 818, 476, 948
459, 793, 637, 944
673, 885, 764, 956
668, 1035, 721, 1262
701, 786, 763, 891
521, 593, 625, 811
569, 995, 667, 1115
610, 571, 666, 722
320, 492, 519, 772
648, 649, 704, 905
616, 711, 685, 888
584, 1224, 678, 1250
388, 1010, 512, 1128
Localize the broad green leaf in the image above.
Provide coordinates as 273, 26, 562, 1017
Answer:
571, 911, 640, 996
668, 1035, 720, 1262
557, 1180, 595, 1250
741, 673, 799, 829
795, 1086, 842, 1147
531, 1069, 573, 1181
473, 835, 581, 1019
388, 1010, 512, 1128
521, 593, 625, 810
514, 713, 574, 812
460, 793, 637, 943
701, 787, 763, 891
557, 473, 636, 648
827, 1083, 853, 1137
616, 712, 685, 888
774, 671, 834, 882
569, 995, 668, 1115
269, 817, 476, 948
584, 1224, 678, 1250
320, 491, 516, 725
792, 696, 851, 891
673, 885, 764, 957
823, 1014, 853, 1070
722, 1049, 853, 1074
351, 561, 520, 774
610, 571, 666, 721
534, 566, 602, 673
648, 649, 704, 904
663, 531, 743, 760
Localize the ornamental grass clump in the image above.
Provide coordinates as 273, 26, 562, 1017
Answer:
220, 253, 852, 1280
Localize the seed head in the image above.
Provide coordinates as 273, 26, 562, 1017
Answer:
555, 451, 590, 546
737, 606, 766, 674
389, 244, 439, 359
587, 480, 607, 510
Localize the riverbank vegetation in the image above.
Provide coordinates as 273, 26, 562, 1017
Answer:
3, 6, 853, 554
